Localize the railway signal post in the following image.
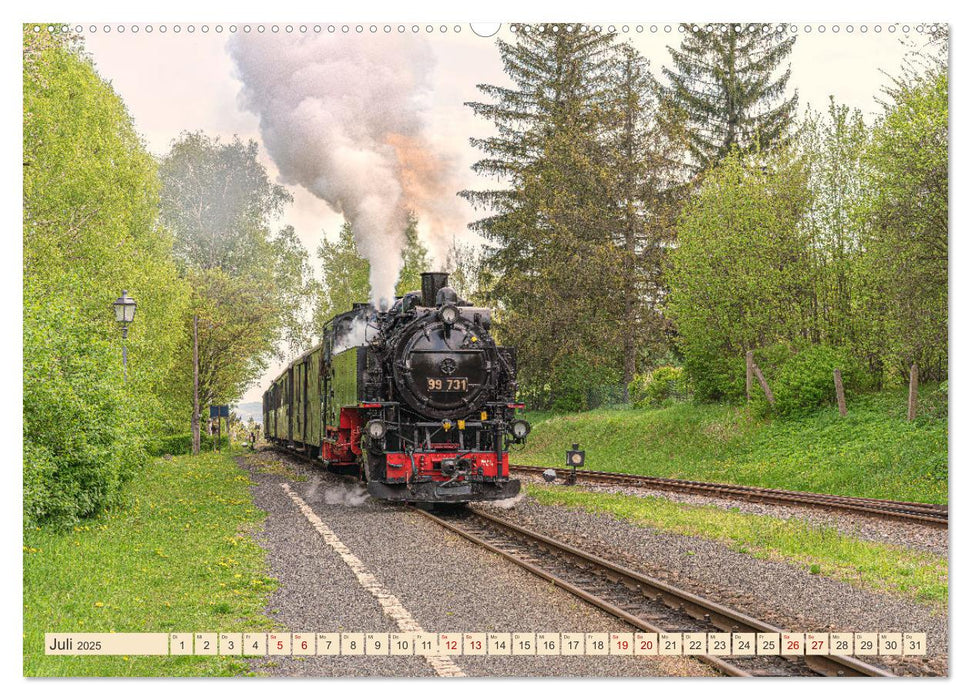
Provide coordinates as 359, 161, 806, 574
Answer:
566, 443, 585, 485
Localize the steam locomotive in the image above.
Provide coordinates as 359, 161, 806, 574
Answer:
263, 272, 527, 503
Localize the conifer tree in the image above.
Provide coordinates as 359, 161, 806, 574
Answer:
605, 44, 687, 391
461, 24, 624, 408
662, 24, 798, 174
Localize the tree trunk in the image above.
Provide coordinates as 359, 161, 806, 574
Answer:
753, 363, 775, 405
833, 368, 847, 416
745, 350, 754, 400
907, 363, 918, 421
622, 335, 636, 403
192, 315, 200, 455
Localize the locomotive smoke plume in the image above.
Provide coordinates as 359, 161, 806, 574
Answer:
330, 315, 371, 355
304, 476, 369, 507
228, 33, 464, 309
329, 307, 379, 354
322, 482, 369, 507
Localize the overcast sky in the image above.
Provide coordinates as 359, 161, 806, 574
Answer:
82, 23, 938, 404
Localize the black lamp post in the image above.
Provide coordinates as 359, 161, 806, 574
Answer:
113, 290, 137, 382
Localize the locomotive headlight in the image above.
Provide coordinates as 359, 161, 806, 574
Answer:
439, 304, 460, 325
366, 419, 387, 440
510, 419, 531, 439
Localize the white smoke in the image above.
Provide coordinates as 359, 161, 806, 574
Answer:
331, 315, 372, 355
304, 475, 369, 507
323, 482, 370, 507
228, 33, 465, 309
487, 492, 526, 510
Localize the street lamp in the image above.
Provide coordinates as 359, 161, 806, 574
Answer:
113, 290, 137, 382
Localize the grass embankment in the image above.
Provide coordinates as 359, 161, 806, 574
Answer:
527, 485, 948, 605
24, 450, 278, 677
519, 388, 947, 504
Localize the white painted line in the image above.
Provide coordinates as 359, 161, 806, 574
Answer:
280, 483, 466, 677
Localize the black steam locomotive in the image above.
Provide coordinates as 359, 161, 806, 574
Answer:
263, 272, 527, 503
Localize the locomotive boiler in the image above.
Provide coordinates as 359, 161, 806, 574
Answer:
263, 272, 527, 503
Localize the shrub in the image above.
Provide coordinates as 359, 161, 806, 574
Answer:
919, 381, 948, 421
23, 301, 146, 528
773, 345, 865, 417
629, 366, 689, 408
682, 345, 745, 403
548, 355, 622, 413
753, 343, 793, 379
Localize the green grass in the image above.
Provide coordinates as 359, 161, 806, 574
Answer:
518, 388, 947, 504
528, 485, 948, 605
23, 450, 279, 677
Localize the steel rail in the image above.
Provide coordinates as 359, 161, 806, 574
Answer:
511, 465, 947, 527
414, 506, 893, 678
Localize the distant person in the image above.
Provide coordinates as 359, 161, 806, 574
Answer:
249, 431, 256, 451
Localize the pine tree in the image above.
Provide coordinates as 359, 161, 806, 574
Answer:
662, 23, 798, 174
605, 44, 688, 392
461, 23, 616, 245
461, 24, 625, 408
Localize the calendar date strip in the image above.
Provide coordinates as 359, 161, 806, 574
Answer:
44, 631, 927, 659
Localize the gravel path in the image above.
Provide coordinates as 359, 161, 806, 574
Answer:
517, 473, 948, 557
237, 451, 712, 678
478, 494, 949, 677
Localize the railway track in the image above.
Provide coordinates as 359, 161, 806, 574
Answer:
511, 464, 948, 527
414, 506, 893, 678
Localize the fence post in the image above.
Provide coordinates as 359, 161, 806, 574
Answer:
752, 363, 775, 405
907, 363, 919, 421
833, 368, 847, 416
746, 350, 754, 401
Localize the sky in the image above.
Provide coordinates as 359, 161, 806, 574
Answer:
80, 22, 940, 404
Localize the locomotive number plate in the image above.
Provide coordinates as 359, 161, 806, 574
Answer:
427, 376, 468, 392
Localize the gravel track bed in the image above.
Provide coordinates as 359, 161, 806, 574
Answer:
477, 494, 949, 677
518, 474, 948, 557
238, 451, 712, 678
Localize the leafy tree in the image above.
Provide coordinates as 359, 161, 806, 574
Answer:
271, 225, 316, 354
668, 149, 814, 400
662, 23, 798, 175
24, 28, 189, 525
313, 222, 370, 330
799, 99, 869, 349
855, 65, 948, 382
443, 238, 491, 306
177, 268, 280, 407
159, 133, 314, 418
159, 132, 292, 274
397, 216, 434, 296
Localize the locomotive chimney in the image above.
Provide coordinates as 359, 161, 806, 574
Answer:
420, 272, 449, 307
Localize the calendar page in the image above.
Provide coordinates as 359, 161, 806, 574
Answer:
21, 3, 949, 687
